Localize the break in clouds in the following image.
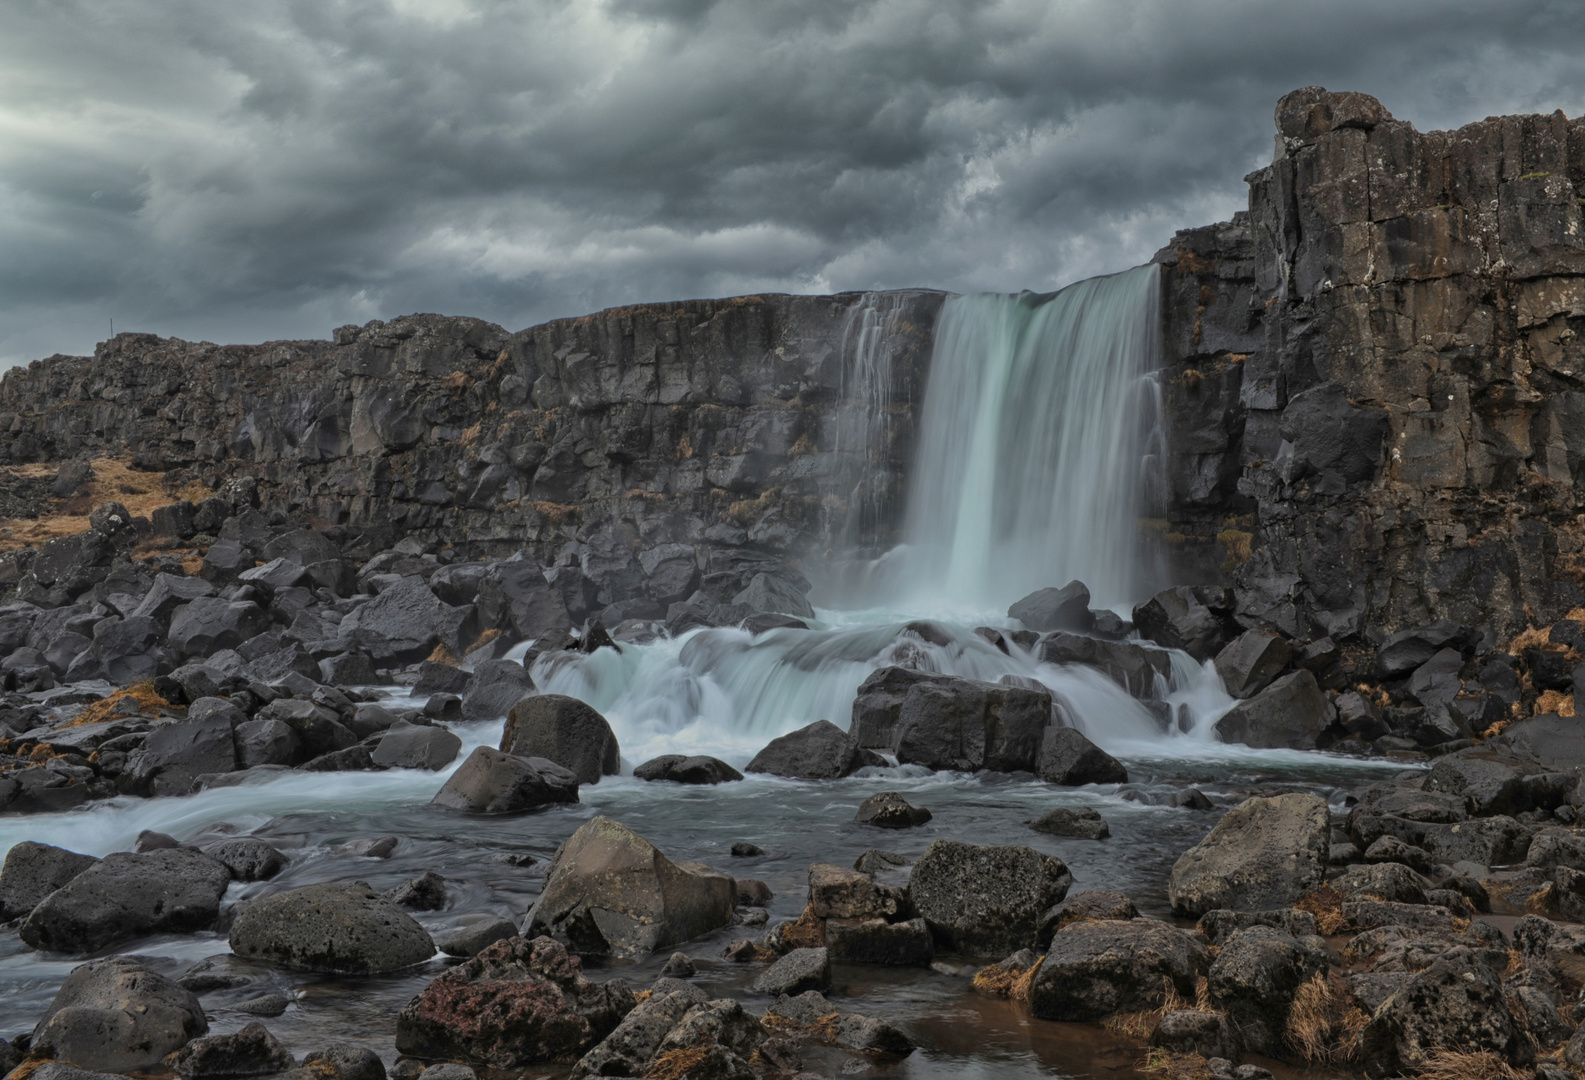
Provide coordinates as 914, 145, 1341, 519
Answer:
3, 0, 1585, 367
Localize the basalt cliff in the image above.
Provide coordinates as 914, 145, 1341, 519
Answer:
4, 87, 1585, 643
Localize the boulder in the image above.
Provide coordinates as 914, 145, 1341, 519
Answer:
745, 719, 870, 779
394, 935, 635, 1066
430, 562, 490, 607
413, 661, 470, 696
229, 882, 435, 974
893, 678, 1051, 772
1038, 632, 1170, 697
0, 841, 98, 921
207, 839, 287, 882
848, 666, 952, 748
372, 721, 462, 771
385, 871, 448, 910
1131, 586, 1232, 661
21, 848, 231, 952
1207, 926, 1329, 1056
1168, 793, 1329, 917
824, 917, 933, 966
1036, 726, 1127, 785
168, 598, 271, 660
633, 754, 744, 784
1356, 947, 1530, 1076
909, 840, 1071, 956
1213, 630, 1292, 699
1040, 889, 1138, 943
130, 574, 216, 623
527, 816, 736, 958
1423, 754, 1529, 816
338, 576, 471, 662
1029, 919, 1210, 1021
234, 718, 303, 768
68, 615, 169, 683
169, 1021, 297, 1079
432, 746, 580, 814
855, 791, 932, 828
731, 572, 815, 620
569, 984, 710, 1080
120, 713, 238, 796
476, 558, 571, 638
751, 947, 830, 995
1333, 862, 1429, 905
1008, 582, 1093, 633
807, 863, 907, 921
1374, 621, 1476, 679
1029, 805, 1109, 840
461, 659, 537, 721
302, 1045, 386, 1080
30, 956, 208, 1073
649, 997, 767, 1076
501, 694, 620, 786
1151, 1010, 1240, 1061
1213, 670, 1334, 750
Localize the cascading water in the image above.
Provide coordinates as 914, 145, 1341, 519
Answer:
826, 292, 909, 554
890, 265, 1163, 613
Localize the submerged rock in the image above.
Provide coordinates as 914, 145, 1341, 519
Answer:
855, 791, 932, 828
526, 816, 736, 958
1029, 805, 1110, 840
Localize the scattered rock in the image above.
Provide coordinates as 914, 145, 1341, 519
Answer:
1030, 918, 1210, 1021
207, 838, 288, 882
372, 721, 462, 771
437, 914, 520, 958
745, 719, 873, 779
1036, 726, 1127, 785
1029, 805, 1110, 840
633, 754, 744, 784
855, 791, 932, 828
229, 881, 436, 973
460, 659, 536, 722
170, 1021, 297, 1079
751, 946, 831, 995
1207, 926, 1328, 1056
385, 871, 448, 910
431, 745, 580, 814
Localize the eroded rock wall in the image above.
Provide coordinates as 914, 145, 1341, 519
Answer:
1158, 87, 1585, 643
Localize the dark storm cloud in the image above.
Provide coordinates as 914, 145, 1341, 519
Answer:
3, 0, 1584, 365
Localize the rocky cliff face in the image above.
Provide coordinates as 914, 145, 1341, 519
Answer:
1157, 87, 1585, 643
0, 292, 943, 613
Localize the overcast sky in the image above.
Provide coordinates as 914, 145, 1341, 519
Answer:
3, 0, 1583, 367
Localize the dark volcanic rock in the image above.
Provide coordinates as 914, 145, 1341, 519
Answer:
30, 956, 208, 1073
908, 839, 1071, 957
0, 841, 98, 921
501, 694, 620, 785
395, 935, 635, 1067
461, 659, 536, 722
432, 746, 580, 814
893, 677, 1051, 773
1036, 726, 1127, 785
751, 946, 830, 995
120, 712, 238, 796
1213, 629, 1293, 699
1213, 669, 1333, 750
207, 838, 288, 882
1169, 793, 1328, 918
1008, 581, 1093, 632
855, 791, 932, 828
745, 719, 872, 779
169, 1021, 297, 1079
229, 881, 436, 973
21, 848, 231, 952
373, 721, 463, 771
1207, 926, 1329, 1056
1030, 918, 1210, 1021
633, 754, 743, 784
1029, 805, 1110, 840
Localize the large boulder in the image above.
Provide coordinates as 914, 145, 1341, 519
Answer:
372, 722, 462, 771
396, 935, 635, 1067
461, 659, 536, 721
1168, 793, 1329, 918
431, 746, 580, 814
633, 755, 744, 785
1029, 918, 1210, 1021
892, 678, 1051, 772
908, 840, 1071, 956
1206, 926, 1329, 1056
119, 713, 238, 797
526, 816, 736, 958
476, 557, 571, 638
500, 695, 620, 785
21, 848, 232, 953
229, 882, 435, 974
1036, 726, 1128, 785
1131, 586, 1232, 661
1038, 632, 1170, 697
1356, 947, 1530, 1077
168, 598, 271, 660
745, 719, 871, 779
1213, 670, 1334, 750
1374, 620, 1476, 679
338, 577, 472, 663
807, 863, 907, 921
1008, 582, 1093, 633
848, 667, 952, 748
30, 956, 208, 1073
0, 841, 98, 921
1213, 630, 1293, 699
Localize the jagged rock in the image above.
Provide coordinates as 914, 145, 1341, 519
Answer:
338, 576, 471, 662
394, 935, 635, 1066
30, 956, 208, 1073
1040, 890, 1138, 944
372, 721, 462, 770
893, 678, 1051, 772
66, 614, 170, 683
731, 572, 814, 619
1036, 726, 1127, 785
527, 816, 736, 957
1008, 582, 1093, 632
432, 746, 579, 813
1356, 946, 1530, 1076
569, 984, 710, 1079
909, 840, 1071, 956
501, 694, 619, 785
745, 719, 872, 779
751, 947, 830, 995
235, 717, 303, 768
21, 848, 231, 952
1168, 793, 1328, 917
1213, 669, 1333, 749
1374, 622, 1476, 680
461, 658, 536, 721
257, 698, 357, 758
848, 666, 952, 748
168, 598, 271, 660
207, 839, 287, 882
1029, 805, 1109, 839
475, 557, 571, 638
634, 754, 744, 785
170, 1021, 297, 1079
1131, 586, 1231, 661
229, 881, 435, 973
1213, 630, 1292, 699
1030, 918, 1210, 1021
855, 791, 932, 828
1207, 926, 1329, 1056
0, 841, 98, 921
385, 871, 448, 910
120, 712, 237, 796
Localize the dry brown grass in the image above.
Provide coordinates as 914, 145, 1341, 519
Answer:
1415, 1050, 1528, 1080
0, 457, 208, 552
1104, 977, 1190, 1040
1285, 972, 1367, 1064
1538, 689, 1578, 717
1296, 884, 1350, 936
1509, 624, 1556, 654
632, 989, 653, 1004
61, 681, 177, 728
1138, 1049, 1212, 1079
778, 907, 825, 950
425, 644, 460, 665
973, 956, 1039, 999
644, 1046, 714, 1080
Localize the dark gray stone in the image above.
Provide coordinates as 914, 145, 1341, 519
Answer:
432, 746, 580, 814
1036, 726, 1127, 785
230, 881, 435, 973
501, 694, 619, 785
1008, 581, 1093, 633
908, 839, 1071, 957
21, 848, 232, 952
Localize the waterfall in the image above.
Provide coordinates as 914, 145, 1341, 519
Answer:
892, 264, 1162, 613
825, 292, 910, 555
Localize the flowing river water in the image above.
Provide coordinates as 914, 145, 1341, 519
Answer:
0, 269, 1404, 1078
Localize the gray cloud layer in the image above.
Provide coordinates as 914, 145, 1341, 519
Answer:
3, 0, 1584, 366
